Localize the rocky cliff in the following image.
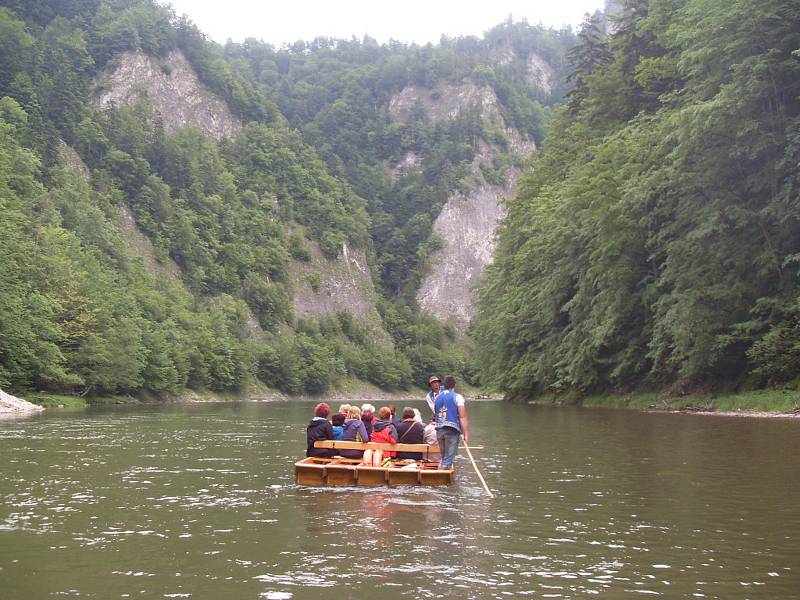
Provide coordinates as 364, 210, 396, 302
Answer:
388, 74, 539, 330
289, 239, 391, 344
92, 49, 241, 141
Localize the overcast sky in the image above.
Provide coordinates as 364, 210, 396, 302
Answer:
161, 1, 606, 46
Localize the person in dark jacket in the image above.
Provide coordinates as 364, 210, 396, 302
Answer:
388, 405, 403, 429
395, 406, 425, 460
341, 406, 371, 459
306, 402, 335, 457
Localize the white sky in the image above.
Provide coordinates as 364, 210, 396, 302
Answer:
161, 1, 605, 46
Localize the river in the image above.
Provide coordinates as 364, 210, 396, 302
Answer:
1, 401, 798, 599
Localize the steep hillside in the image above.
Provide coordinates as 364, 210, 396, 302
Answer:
474, 2, 800, 398
90, 48, 387, 333
0, 0, 410, 398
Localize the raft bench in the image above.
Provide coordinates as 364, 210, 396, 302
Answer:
294, 441, 453, 487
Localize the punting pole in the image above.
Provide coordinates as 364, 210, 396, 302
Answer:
462, 436, 494, 498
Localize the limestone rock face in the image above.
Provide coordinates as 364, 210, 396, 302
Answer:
290, 241, 392, 346
388, 81, 501, 122
416, 183, 508, 327
114, 204, 182, 279
59, 142, 90, 180
527, 53, 555, 97
91, 49, 241, 141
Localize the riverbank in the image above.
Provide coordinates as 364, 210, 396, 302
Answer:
6, 377, 489, 413
527, 388, 800, 418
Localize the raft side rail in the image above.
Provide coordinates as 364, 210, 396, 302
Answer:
314, 440, 439, 453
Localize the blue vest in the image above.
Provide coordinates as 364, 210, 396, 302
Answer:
434, 390, 462, 433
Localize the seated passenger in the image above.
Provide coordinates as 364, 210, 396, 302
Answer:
306, 402, 334, 458
361, 407, 376, 438
396, 407, 425, 460
340, 406, 370, 459
370, 406, 398, 457
423, 420, 441, 463
331, 412, 345, 441
388, 405, 403, 429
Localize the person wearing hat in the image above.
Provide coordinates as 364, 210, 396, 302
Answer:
426, 375, 442, 417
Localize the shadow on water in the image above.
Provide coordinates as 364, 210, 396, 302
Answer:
1, 401, 799, 599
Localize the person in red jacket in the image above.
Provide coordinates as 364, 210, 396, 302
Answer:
370, 406, 398, 457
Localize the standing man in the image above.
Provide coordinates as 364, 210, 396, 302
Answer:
426, 375, 441, 418
433, 375, 468, 470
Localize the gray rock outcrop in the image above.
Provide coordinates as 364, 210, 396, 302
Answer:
290, 240, 392, 345
417, 139, 531, 329
0, 388, 44, 415
91, 49, 241, 141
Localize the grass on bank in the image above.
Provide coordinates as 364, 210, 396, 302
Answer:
528, 388, 800, 413
27, 392, 143, 409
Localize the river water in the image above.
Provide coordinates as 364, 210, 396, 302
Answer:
1, 401, 798, 599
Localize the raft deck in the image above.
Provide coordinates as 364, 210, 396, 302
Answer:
295, 441, 454, 487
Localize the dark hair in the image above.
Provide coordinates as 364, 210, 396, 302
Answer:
443, 375, 456, 390
331, 413, 345, 426
388, 404, 396, 415
378, 406, 392, 420
314, 402, 331, 418
362, 409, 373, 420
402, 407, 415, 420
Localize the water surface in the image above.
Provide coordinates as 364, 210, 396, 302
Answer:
1, 401, 798, 599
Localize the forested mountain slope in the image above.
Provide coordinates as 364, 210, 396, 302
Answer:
474, 0, 800, 399
0, 0, 576, 398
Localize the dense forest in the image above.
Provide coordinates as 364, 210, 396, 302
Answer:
0, 0, 575, 398
474, 0, 800, 399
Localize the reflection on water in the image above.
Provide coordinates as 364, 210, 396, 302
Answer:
1, 402, 799, 599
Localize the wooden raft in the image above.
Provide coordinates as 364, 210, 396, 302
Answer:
294, 441, 453, 487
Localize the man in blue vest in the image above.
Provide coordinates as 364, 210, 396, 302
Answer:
433, 375, 469, 470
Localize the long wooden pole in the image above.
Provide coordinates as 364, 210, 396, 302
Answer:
462, 436, 494, 498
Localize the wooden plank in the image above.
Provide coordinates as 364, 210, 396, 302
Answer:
386, 469, 421, 486
315, 440, 439, 452
325, 464, 357, 486
420, 470, 455, 486
354, 466, 387, 486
